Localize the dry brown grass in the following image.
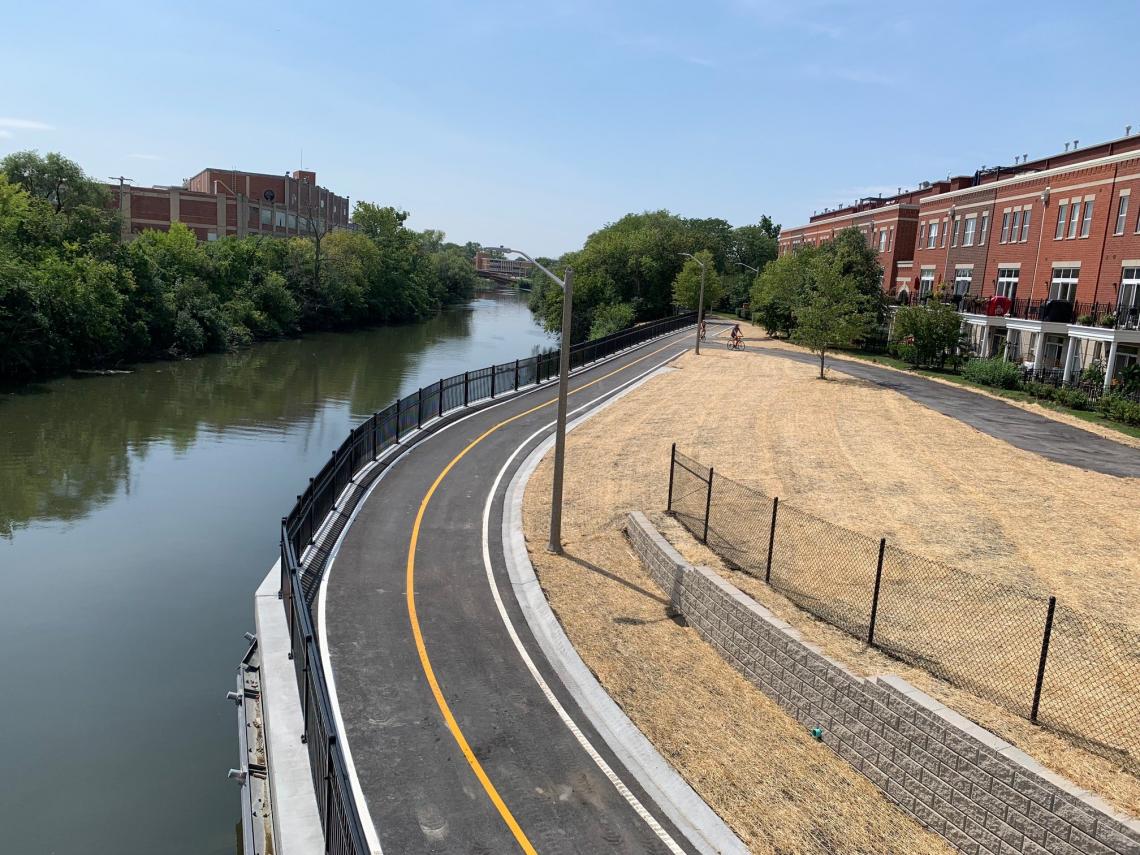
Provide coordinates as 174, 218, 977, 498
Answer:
524, 466, 953, 854
523, 346, 1140, 825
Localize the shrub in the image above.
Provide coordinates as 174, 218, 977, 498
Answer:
1081, 359, 1106, 388
891, 302, 963, 367
1095, 394, 1140, 425
962, 357, 1022, 389
1052, 387, 1090, 410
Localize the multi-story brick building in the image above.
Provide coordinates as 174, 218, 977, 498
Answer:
108, 167, 350, 242
778, 179, 971, 296
779, 133, 1140, 388
473, 251, 534, 280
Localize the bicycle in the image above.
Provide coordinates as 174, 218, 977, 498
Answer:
727, 337, 745, 351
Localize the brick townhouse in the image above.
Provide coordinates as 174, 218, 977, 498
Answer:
108, 167, 350, 242
779, 133, 1140, 388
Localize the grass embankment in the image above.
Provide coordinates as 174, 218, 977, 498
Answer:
522, 346, 1140, 842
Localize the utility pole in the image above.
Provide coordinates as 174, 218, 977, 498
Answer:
489, 246, 574, 554
681, 252, 708, 355
548, 267, 573, 554
108, 176, 133, 240
108, 175, 133, 206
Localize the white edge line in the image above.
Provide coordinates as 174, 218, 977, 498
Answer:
480, 359, 687, 854
497, 366, 751, 855
314, 328, 694, 852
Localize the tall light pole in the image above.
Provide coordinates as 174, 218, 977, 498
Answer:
681, 252, 707, 355
736, 262, 759, 274
492, 247, 573, 554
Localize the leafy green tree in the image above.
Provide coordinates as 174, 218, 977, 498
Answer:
891, 302, 964, 367
750, 246, 815, 337
588, 302, 636, 340
1, 150, 109, 213
817, 226, 885, 320
672, 250, 722, 312
791, 257, 874, 378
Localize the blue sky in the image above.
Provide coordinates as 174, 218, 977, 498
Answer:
3, 1, 1137, 256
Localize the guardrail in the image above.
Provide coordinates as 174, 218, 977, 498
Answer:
275, 311, 696, 854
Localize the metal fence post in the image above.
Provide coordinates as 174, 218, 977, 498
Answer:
666, 443, 676, 512
1030, 596, 1057, 723
868, 538, 886, 646
463, 371, 469, 406
437, 379, 443, 417
514, 359, 520, 391
418, 388, 424, 428
701, 467, 714, 544
765, 497, 779, 583
491, 366, 497, 398
395, 401, 402, 443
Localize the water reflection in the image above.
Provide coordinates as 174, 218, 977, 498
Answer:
0, 289, 551, 855
0, 290, 552, 539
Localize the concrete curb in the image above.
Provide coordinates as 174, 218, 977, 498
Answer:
502, 364, 750, 855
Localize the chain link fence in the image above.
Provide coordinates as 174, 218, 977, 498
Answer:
667, 446, 1140, 771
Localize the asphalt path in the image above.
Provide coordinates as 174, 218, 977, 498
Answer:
753, 346, 1140, 478
324, 328, 701, 854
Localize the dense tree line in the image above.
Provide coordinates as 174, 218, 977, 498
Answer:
0, 152, 478, 382
526, 211, 780, 341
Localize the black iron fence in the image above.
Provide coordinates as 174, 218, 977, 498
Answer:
667, 446, 1140, 771
274, 312, 695, 854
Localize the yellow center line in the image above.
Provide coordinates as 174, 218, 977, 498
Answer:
405, 337, 684, 853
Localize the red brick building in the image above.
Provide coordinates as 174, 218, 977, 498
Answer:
778, 134, 1140, 386
108, 167, 350, 242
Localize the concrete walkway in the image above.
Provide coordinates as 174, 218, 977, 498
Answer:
755, 345, 1140, 478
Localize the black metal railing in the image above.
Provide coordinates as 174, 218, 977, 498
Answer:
275, 312, 696, 853
667, 446, 1140, 773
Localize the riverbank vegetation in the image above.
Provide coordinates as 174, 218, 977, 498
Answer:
0, 151, 478, 383
526, 211, 780, 341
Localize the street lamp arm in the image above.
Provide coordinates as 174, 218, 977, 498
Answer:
491, 246, 564, 287
680, 251, 706, 269
736, 262, 760, 273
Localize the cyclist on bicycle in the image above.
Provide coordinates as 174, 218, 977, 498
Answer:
730, 323, 743, 347
699, 320, 707, 340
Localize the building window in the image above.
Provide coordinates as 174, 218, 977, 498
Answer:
287, 213, 297, 229
979, 211, 988, 245
260, 207, 271, 225
879, 229, 887, 252
1010, 210, 1022, 244
1079, 199, 1094, 238
996, 267, 1019, 299
963, 217, 976, 246
919, 270, 935, 297
927, 221, 938, 249
1067, 201, 1081, 239
1048, 267, 1079, 302
920, 223, 927, 245
1055, 202, 1068, 239
275, 210, 286, 228
1000, 212, 1011, 243
1020, 209, 1031, 242
940, 220, 947, 247
951, 217, 961, 247
888, 227, 893, 251
1120, 268, 1140, 313
954, 268, 972, 296
1116, 195, 1129, 235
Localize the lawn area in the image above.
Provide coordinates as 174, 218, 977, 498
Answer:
522, 344, 1140, 837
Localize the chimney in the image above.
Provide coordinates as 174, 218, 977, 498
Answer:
1073, 139, 1079, 149
1023, 153, 1027, 163
1127, 125, 1133, 137
1064, 143, 1070, 152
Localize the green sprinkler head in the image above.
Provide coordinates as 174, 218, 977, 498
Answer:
810, 727, 824, 741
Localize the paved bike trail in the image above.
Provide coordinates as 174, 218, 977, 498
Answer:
753, 346, 1140, 478
324, 329, 702, 854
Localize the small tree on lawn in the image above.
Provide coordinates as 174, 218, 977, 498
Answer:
891, 302, 963, 367
672, 249, 723, 312
791, 257, 874, 379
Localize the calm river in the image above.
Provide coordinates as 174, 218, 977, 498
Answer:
0, 289, 552, 854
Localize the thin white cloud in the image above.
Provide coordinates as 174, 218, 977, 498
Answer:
800, 63, 896, 88
0, 118, 53, 130
129, 153, 162, 161
614, 32, 718, 69
0, 130, 12, 139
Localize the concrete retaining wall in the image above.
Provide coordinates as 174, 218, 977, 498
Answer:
625, 511, 1140, 855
